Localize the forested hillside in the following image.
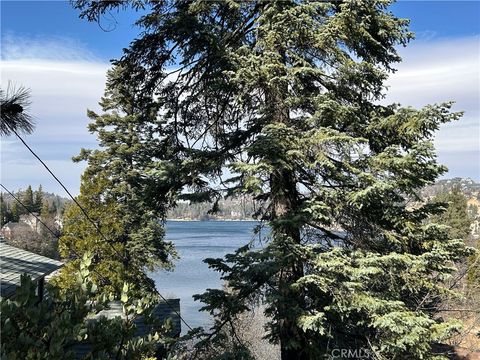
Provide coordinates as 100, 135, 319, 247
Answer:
0, 185, 70, 258
3, 179, 479, 223
1, 184, 70, 224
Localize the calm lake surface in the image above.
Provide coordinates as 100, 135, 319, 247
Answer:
151, 220, 262, 331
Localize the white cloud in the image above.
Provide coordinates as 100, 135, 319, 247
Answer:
385, 37, 479, 109
1, 33, 100, 62
384, 36, 479, 178
1, 156, 87, 194
0, 34, 479, 196
1, 59, 110, 148
1, 35, 109, 195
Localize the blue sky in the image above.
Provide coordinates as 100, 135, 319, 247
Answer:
1, 1, 479, 195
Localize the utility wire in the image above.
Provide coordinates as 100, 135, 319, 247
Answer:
1, 183, 195, 332
8, 126, 121, 257
1, 183, 110, 281
158, 291, 194, 332
1, 183, 59, 240
5, 128, 196, 333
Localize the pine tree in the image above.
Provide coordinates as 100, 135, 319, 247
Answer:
50, 200, 58, 216
429, 187, 479, 291
10, 201, 20, 222
0, 84, 34, 136
40, 199, 50, 220
74, 1, 473, 358
20, 186, 34, 214
57, 68, 177, 296
431, 186, 471, 241
467, 243, 480, 293
34, 185, 44, 214
0, 193, 9, 226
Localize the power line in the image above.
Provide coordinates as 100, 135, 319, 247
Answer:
158, 291, 194, 332
5, 128, 197, 333
1, 183, 195, 332
1, 184, 59, 240
8, 126, 121, 258
1, 183, 110, 280
0, 182, 105, 284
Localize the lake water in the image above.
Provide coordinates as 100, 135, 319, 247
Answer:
151, 220, 262, 331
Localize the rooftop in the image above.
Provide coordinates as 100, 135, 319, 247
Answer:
87, 299, 181, 336
0, 238, 63, 298
73, 299, 181, 358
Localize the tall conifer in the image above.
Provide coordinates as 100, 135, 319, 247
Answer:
57, 68, 177, 295
74, 1, 474, 358
34, 185, 44, 214
21, 185, 34, 214
0, 193, 8, 226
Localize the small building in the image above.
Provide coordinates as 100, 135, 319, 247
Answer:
1, 221, 31, 241
0, 237, 63, 300
19, 213, 41, 233
73, 299, 181, 358
88, 299, 181, 336
0, 237, 181, 356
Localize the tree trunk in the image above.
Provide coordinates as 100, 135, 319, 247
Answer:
260, 4, 308, 356
266, 67, 308, 360
270, 168, 308, 360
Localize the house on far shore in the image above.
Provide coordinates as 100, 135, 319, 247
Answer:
0, 237, 63, 300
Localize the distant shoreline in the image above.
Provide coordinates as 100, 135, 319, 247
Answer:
166, 218, 257, 222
